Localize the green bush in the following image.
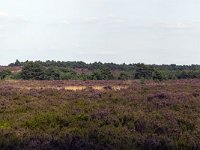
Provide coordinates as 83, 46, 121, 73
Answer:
25, 113, 69, 130
0, 70, 12, 80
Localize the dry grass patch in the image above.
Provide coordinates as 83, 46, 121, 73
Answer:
65, 86, 87, 91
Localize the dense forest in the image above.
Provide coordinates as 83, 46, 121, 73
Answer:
1, 59, 200, 80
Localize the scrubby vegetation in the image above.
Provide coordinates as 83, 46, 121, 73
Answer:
1, 60, 200, 149
2, 60, 200, 81
1, 80, 200, 149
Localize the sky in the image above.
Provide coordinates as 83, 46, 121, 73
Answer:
1, 0, 200, 65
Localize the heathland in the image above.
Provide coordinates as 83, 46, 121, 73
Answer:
1, 79, 200, 149
1, 60, 200, 149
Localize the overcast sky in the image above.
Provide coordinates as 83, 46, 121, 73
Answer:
1, 0, 200, 65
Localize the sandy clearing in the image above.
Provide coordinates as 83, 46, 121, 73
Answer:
16, 85, 129, 91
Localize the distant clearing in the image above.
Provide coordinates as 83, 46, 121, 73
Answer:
2, 81, 129, 91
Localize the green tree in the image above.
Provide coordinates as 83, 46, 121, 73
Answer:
134, 64, 154, 79
14, 59, 21, 66
45, 67, 61, 80
90, 68, 114, 80
21, 62, 46, 80
77, 73, 88, 81
118, 72, 129, 80
60, 69, 77, 80
90, 69, 102, 80
153, 70, 164, 81
100, 68, 114, 80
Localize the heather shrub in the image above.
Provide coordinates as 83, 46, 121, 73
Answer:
0, 80, 200, 149
25, 113, 69, 130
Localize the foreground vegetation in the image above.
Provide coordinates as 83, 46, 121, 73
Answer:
1, 79, 200, 149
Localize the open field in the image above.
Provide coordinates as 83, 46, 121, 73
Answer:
1, 79, 200, 149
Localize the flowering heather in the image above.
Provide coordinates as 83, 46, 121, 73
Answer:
0, 80, 200, 149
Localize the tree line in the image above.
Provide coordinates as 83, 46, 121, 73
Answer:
1, 60, 200, 80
